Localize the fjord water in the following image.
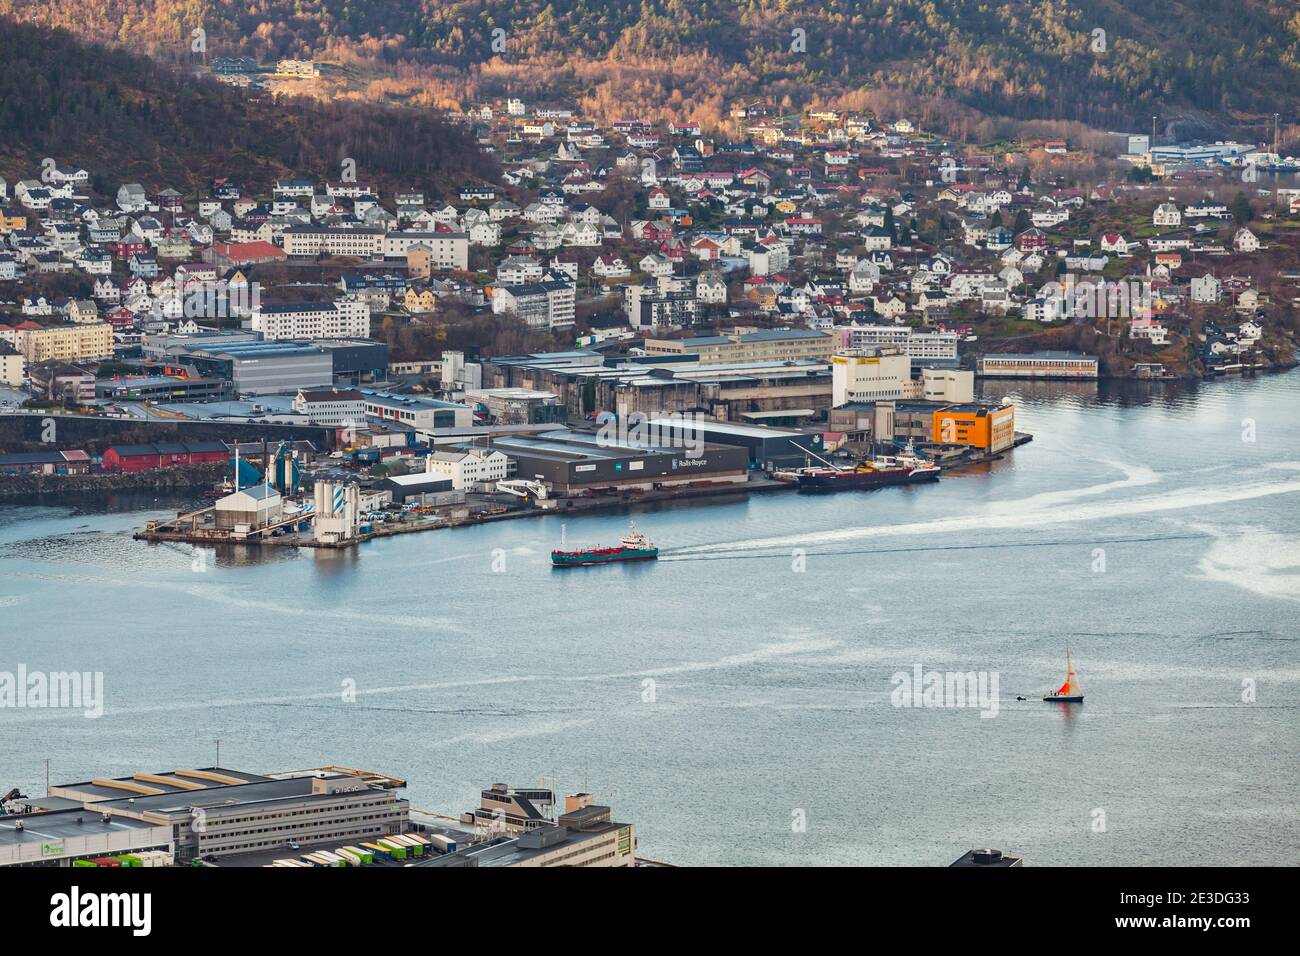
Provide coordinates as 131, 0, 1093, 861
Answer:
2, 373, 1298, 866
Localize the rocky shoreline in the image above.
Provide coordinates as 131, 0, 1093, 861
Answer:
0, 464, 226, 499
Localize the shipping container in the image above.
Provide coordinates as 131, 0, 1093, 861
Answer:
427, 833, 459, 854
345, 846, 374, 864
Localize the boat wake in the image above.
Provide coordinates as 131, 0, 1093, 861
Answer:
1195, 523, 1300, 603
673, 462, 1300, 555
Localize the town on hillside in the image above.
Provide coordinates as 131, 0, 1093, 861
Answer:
2, 99, 1297, 495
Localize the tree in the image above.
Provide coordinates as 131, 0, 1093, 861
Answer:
1231, 192, 1254, 224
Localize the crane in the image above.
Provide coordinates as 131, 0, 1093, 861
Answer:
495, 479, 549, 501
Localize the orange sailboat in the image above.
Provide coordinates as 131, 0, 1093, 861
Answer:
1043, 649, 1084, 703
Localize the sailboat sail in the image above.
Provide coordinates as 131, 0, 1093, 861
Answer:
1054, 651, 1081, 697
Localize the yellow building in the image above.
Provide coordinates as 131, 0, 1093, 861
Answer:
17, 323, 114, 363
403, 288, 436, 313
407, 244, 432, 281
932, 403, 1016, 452
0, 210, 28, 232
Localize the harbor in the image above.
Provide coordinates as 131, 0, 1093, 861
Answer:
131, 430, 1034, 550
3, 373, 1298, 867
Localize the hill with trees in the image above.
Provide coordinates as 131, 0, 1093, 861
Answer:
0, 16, 489, 198
3, 0, 1299, 137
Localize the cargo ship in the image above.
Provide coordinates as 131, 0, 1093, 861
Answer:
551, 522, 659, 567
795, 448, 940, 492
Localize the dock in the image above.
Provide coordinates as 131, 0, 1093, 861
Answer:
132, 437, 1032, 551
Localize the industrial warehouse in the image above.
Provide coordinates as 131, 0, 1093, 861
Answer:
465, 428, 751, 493
0, 766, 639, 868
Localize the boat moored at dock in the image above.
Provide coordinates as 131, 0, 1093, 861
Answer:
794, 451, 940, 493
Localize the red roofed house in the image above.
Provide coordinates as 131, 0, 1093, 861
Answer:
205, 240, 288, 271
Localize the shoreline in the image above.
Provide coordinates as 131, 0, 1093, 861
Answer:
130, 436, 1031, 550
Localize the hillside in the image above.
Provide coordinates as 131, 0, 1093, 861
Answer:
0, 17, 490, 199
2, 1, 1299, 136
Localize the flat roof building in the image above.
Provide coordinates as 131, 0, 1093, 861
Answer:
476, 428, 749, 493
48, 768, 409, 863
360, 389, 475, 430
646, 417, 823, 467
0, 808, 173, 867
184, 340, 335, 395
976, 351, 1098, 379
644, 327, 835, 363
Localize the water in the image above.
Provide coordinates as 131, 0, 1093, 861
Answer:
2, 374, 1298, 866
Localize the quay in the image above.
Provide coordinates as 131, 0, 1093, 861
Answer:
132, 434, 1031, 551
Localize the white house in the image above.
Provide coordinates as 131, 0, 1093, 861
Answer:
1190, 273, 1221, 303
593, 254, 631, 279
639, 253, 674, 278
1233, 228, 1259, 253
1153, 203, 1181, 227
424, 448, 509, 490
696, 272, 727, 304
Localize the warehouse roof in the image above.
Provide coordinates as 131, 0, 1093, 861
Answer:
0, 809, 163, 848
106, 442, 228, 457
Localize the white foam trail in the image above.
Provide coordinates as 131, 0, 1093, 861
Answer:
427, 718, 596, 749
678, 466, 1300, 554
1195, 524, 1300, 603
0, 638, 839, 723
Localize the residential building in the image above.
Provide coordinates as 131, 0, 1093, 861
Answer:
16, 322, 114, 363
252, 300, 371, 340
491, 281, 576, 329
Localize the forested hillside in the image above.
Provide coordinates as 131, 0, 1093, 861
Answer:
3, 0, 1298, 134
0, 17, 488, 196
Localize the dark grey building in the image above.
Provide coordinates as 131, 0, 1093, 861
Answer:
312, 338, 389, 387
646, 418, 822, 467
476, 429, 749, 493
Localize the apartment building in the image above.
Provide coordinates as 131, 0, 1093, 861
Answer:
281, 225, 384, 258
836, 324, 959, 361
491, 280, 576, 329
17, 322, 113, 363
0, 341, 23, 386
382, 231, 469, 270
252, 300, 371, 340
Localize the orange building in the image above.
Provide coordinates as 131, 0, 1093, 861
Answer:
0, 209, 28, 232
932, 403, 1016, 452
